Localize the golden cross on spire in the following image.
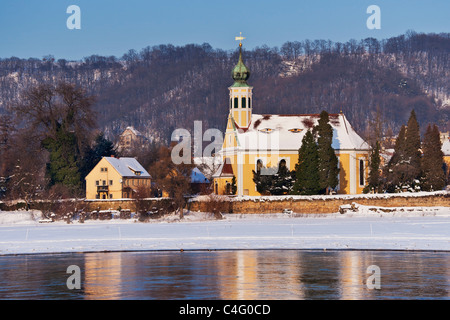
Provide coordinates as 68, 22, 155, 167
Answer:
235, 32, 245, 47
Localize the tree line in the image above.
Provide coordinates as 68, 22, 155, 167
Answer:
0, 31, 448, 146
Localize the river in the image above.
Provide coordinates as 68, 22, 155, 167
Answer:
0, 250, 449, 300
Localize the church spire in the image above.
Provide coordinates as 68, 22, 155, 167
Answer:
228, 33, 253, 129
231, 33, 250, 87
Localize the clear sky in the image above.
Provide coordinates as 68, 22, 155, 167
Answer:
0, 0, 449, 60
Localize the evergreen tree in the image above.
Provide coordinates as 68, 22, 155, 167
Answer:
421, 124, 446, 191
269, 160, 294, 195
404, 109, 422, 181
42, 127, 81, 193
230, 175, 237, 195
386, 125, 407, 192
386, 110, 422, 192
292, 130, 321, 195
364, 140, 382, 193
252, 160, 294, 195
80, 132, 116, 182
388, 125, 407, 167
314, 111, 339, 194
252, 162, 274, 195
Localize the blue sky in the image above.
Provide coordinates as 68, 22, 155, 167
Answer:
0, 0, 448, 60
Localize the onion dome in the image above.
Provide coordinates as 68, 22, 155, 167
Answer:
231, 44, 250, 87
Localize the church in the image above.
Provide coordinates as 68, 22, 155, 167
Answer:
212, 37, 370, 196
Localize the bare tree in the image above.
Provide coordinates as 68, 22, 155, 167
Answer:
148, 145, 193, 218
15, 82, 96, 152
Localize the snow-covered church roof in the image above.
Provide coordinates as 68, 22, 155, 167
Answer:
232, 113, 369, 151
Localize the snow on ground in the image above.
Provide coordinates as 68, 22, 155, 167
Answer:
0, 204, 450, 255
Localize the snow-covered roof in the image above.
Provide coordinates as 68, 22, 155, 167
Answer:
104, 157, 151, 178
122, 126, 143, 137
191, 167, 210, 183
232, 113, 369, 151
212, 158, 234, 178
442, 139, 450, 156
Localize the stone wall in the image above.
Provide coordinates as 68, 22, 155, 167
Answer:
1, 192, 448, 214
0, 198, 170, 212
189, 192, 449, 214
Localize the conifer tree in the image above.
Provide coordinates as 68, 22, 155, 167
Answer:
386, 110, 422, 192
42, 127, 81, 193
386, 125, 407, 192
364, 140, 382, 193
270, 160, 294, 195
252, 161, 293, 195
388, 125, 407, 167
252, 161, 272, 195
314, 111, 339, 194
292, 130, 321, 195
230, 175, 237, 195
421, 124, 446, 191
404, 109, 422, 181
79, 133, 116, 183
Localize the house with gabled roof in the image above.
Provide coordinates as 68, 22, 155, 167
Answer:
85, 156, 152, 199
213, 40, 370, 196
117, 126, 149, 154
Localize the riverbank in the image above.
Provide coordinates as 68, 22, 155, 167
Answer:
1, 204, 450, 255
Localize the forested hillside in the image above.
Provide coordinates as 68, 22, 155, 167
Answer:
1, 31, 449, 143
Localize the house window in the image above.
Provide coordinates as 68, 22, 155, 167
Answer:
109, 194, 113, 199
96, 194, 100, 199
109, 180, 113, 186
103, 180, 106, 186
248, 97, 251, 108
234, 97, 238, 108
241, 97, 246, 108
359, 159, 365, 186
95, 180, 99, 186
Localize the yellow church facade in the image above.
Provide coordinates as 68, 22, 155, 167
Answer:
213, 41, 370, 196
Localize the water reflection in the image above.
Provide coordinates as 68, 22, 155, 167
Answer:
0, 250, 449, 299
84, 252, 123, 299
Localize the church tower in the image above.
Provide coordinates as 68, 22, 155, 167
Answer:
229, 38, 252, 129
